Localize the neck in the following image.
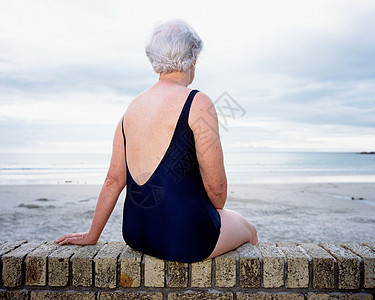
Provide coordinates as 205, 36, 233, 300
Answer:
158, 71, 191, 87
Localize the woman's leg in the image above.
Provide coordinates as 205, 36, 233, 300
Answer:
207, 209, 258, 259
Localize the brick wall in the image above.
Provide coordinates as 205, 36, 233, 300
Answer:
0, 241, 374, 299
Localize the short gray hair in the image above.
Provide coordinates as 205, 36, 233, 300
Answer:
145, 19, 203, 74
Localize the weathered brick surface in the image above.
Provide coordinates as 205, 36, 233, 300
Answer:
167, 261, 188, 287
0, 290, 29, 300
70, 242, 105, 287
119, 245, 142, 288
144, 255, 165, 287
94, 241, 125, 288
168, 292, 233, 299
299, 243, 335, 289
364, 242, 375, 252
30, 291, 95, 299
0, 241, 26, 256
277, 243, 309, 288
307, 293, 373, 299
1, 241, 43, 287
1, 241, 374, 298
0, 241, 27, 286
215, 251, 236, 287
25, 242, 60, 286
99, 292, 163, 300
48, 244, 81, 286
236, 243, 261, 288
342, 242, 375, 288
256, 242, 285, 288
191, 259, 211, 287
320, 243, 361, 289
237, 293, 304, 300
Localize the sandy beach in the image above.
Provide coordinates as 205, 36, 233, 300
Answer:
226, 183, 375, 243
0, 183, 374, 243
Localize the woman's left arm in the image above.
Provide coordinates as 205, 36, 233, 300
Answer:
54, 118, 127, 245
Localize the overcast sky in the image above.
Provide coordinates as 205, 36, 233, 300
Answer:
1, 0, 375, 153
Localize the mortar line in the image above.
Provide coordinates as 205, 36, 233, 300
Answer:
140, 254, 145, 288
187, 262, 192, 288
211, 257, 216, 288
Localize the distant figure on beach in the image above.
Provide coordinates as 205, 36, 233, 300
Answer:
55, 19, 257, 262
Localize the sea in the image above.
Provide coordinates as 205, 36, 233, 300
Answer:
1, 151, 374, 242
1, 151, 375, 185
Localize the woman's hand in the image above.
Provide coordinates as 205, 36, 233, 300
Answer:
54, 232, 97, 246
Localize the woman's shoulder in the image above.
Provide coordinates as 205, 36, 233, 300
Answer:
191, 90, 215, 115
123, 90, 148, 118
188, 90, 219, 131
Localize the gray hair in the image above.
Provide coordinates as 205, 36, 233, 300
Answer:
145, 19, 203, 74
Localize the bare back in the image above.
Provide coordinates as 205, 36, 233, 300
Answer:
123, 84, 193, 186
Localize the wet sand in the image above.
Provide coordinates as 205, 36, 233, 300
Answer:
0, 183, 374, 243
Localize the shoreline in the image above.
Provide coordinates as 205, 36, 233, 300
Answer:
2, 172, 375, 186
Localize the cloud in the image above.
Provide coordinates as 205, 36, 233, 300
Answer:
221, 119, 375, 152
0, 62, 154, 100
232, 1, 375, 81
1, 0, 375, 153
0, 119, 115, 153
206, 1, 375, 133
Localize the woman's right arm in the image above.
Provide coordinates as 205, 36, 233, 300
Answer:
189, 92, 227, 209
54, 118, 126, 245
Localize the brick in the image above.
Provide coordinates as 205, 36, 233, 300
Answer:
25, 242, 60, 286
48, 244, 81, 286
363, 242, 375, 252
299, 243, 335, 289
215, 251, 236, 287
70, 242, 105, 287
0, 290, 29, 300
256, 243, 285, 288
168, 292, 233, 299
191, 259, 211, 287
0, 241, 26, 256
119, 245, 142, 288
94, 241, 125, 288
1, 241, 43, 287
236, 243, 261, 288
342, 242, 375, 288
277, 243, 309, 288
0, 241, 26, 286
307, 293, 373, 299
320, 243, 361, 289
347, 295, 373, 300
144, 255, 165, 287
237, 293, 304, 300
277, 242, 299, 247
99, 292, 163, 300
167, 261, 188, 287
30, 291, 95, 299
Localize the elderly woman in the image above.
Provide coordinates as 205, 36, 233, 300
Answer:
55, 19, 257, 263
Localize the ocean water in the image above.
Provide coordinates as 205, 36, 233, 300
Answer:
1, 151, 375, 185
226, 151, 375, 183
0, 153, 111, 185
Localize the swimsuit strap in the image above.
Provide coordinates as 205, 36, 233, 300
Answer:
121, 116, 126, 152
121, 117, 125, 140
178, 89, 200, 127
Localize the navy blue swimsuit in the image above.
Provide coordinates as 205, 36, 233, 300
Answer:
121, 90, 221, 263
